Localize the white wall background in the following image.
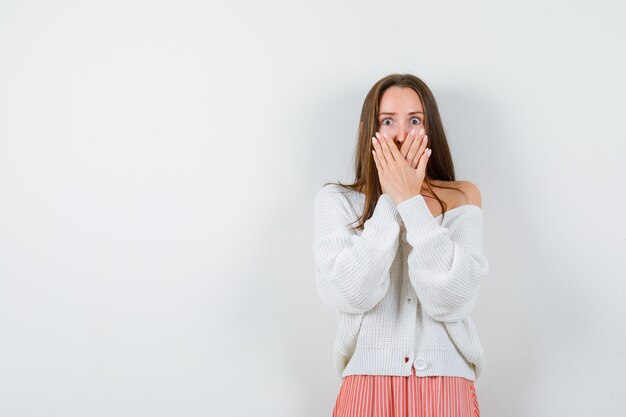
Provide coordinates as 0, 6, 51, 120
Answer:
1, 0, 625, 416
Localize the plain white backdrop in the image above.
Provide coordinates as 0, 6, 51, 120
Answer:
1, 0, 625, 416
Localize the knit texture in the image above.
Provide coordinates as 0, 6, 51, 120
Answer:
312, 184, 489, 381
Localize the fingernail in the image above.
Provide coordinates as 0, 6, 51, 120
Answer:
410, 129, 415, 135
420, 128, 425, 135
375, 132, 381, 138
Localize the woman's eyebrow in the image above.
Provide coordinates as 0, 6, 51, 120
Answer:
379, 111, 424, 116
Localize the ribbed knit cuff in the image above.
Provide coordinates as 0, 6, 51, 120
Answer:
370, 193, 402, 226
395, 194, 440, 233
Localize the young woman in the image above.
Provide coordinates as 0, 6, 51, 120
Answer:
312, 73, 489, 417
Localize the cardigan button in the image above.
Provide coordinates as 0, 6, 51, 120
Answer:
414, 358, 428, 370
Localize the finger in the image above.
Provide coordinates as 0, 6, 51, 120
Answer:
400, 128, 416, 159
417, 147, 432, 176
372, 135, 388, 170
372, 149, 386, 187
385, 132, 407, 164
410, 133, 428, 169
380, 132, 402, 163
376, 132, 393, 167
372, 149, 380, 172
407, 129, 427, 168
375, 132, 393, 165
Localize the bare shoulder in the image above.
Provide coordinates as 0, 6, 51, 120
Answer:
456, 180, 482, 208
424, 179, 482, 212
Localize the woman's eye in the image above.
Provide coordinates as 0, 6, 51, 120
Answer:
410, 117, 421, 125
382, 119, 392, 126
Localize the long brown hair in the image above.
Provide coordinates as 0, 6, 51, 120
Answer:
323, 73, 468, 230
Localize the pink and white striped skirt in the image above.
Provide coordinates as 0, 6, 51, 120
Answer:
331, 365, 480, 417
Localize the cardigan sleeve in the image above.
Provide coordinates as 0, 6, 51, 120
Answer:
312, 185, 402, 314
396, 194, 490, 322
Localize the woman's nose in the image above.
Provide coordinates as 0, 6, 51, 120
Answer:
397, 128, 407, 143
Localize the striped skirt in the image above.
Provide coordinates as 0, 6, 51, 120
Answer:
332, 365, 480, 417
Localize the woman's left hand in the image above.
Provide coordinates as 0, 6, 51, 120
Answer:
372, 130, 432, 205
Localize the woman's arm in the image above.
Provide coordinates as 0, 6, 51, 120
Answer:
396, 184, 489, 322
312, 185, 402, 314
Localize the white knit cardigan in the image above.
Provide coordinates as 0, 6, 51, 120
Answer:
312, 184, 490, 380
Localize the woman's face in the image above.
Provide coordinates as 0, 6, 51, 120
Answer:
377, 86, 425, 149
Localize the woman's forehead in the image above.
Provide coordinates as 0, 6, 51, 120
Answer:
379, 87, 423, 113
